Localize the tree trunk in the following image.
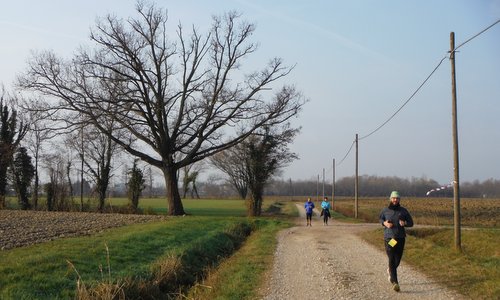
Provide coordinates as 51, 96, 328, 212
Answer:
97, 180, 107, 212
163, 167, 185, 215
247, 184, 264, 217
34, 169, 39, 209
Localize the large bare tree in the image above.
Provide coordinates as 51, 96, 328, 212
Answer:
18, 2, 305, 215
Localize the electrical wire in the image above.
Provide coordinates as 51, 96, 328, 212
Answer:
336, 140, 355, 167
358, 55, 447, 141
359, 18, 499, 141
453, 19, 500, 52
332, 19, 500, 168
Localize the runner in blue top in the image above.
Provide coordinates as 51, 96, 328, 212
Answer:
304, 197, 315, 226
320, 197, 331, 225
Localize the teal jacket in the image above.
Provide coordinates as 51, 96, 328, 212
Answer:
321, 200, 330, 210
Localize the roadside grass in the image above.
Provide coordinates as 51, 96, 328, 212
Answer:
0, 216, 255, 299
185, 218, 292, 299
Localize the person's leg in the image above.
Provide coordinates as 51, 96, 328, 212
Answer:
385, 241, 398, 284
394, 238, 406, 269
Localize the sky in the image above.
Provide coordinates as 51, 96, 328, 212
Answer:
1, 0, 499, 185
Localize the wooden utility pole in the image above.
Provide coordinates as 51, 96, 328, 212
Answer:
354, 134, 359, 219
317, 174, 319, 201
450, 32, 462, 251
332, 158, 335, 209
322, 168, 325, 198
80, 126, 84, 212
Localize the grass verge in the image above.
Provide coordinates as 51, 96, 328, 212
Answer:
0, 216, 254, 299
185, 218, 292, 299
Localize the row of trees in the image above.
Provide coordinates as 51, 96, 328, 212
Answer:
260, 176, 500, 198
0, 93, 149, 211
1, 2, 305, 216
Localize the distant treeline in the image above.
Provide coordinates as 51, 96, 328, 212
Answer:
257, 175, 500, 198
64, 175, 500, 199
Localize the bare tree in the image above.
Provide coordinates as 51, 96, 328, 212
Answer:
43, 151, 72, 211
211, 146, 249, 199
182, 162, 203, 199
18, 3, 305, 215
65, 124, 119, 212
213, 125, 299, 216
21, 97, 59, 209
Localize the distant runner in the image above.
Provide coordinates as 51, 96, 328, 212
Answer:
304, 197, 315, 226
320, 196, 331, 225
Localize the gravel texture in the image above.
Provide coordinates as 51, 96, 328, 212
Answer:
260, 204, 466, 300
0, 210, 167, 250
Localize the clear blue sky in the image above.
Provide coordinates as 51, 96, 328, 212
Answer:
1, 1, 499, 184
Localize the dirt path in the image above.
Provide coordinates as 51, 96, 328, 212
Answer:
261, 204, 465, 300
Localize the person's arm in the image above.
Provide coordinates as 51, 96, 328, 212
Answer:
379, 210, 386, 226
404, 209, 414, 227
380, 209, 394, 228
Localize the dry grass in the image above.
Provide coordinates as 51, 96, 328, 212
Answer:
332, 197, 500, 227
68, 243, 126, 300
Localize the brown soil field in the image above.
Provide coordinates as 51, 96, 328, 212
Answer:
0, 210, 167, 250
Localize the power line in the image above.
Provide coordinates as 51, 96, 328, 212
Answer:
359, 55, 447, 141
333, 19, 500, 169
454, 19, 500, 52
359, 18, 500, 141
336, 139, 355, 167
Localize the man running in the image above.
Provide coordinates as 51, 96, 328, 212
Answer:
379, 191, 414, 292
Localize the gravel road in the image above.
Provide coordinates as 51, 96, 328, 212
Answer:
0, 210, 167, 250
261, 204, 466, 300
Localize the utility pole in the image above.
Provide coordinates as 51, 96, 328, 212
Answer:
322, 168, 325, 198
450, 32, 462, 251
332, 158, 335, 209
80, 125, 84, 212
316, 174, 319, 201
355, 134, 359, 219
